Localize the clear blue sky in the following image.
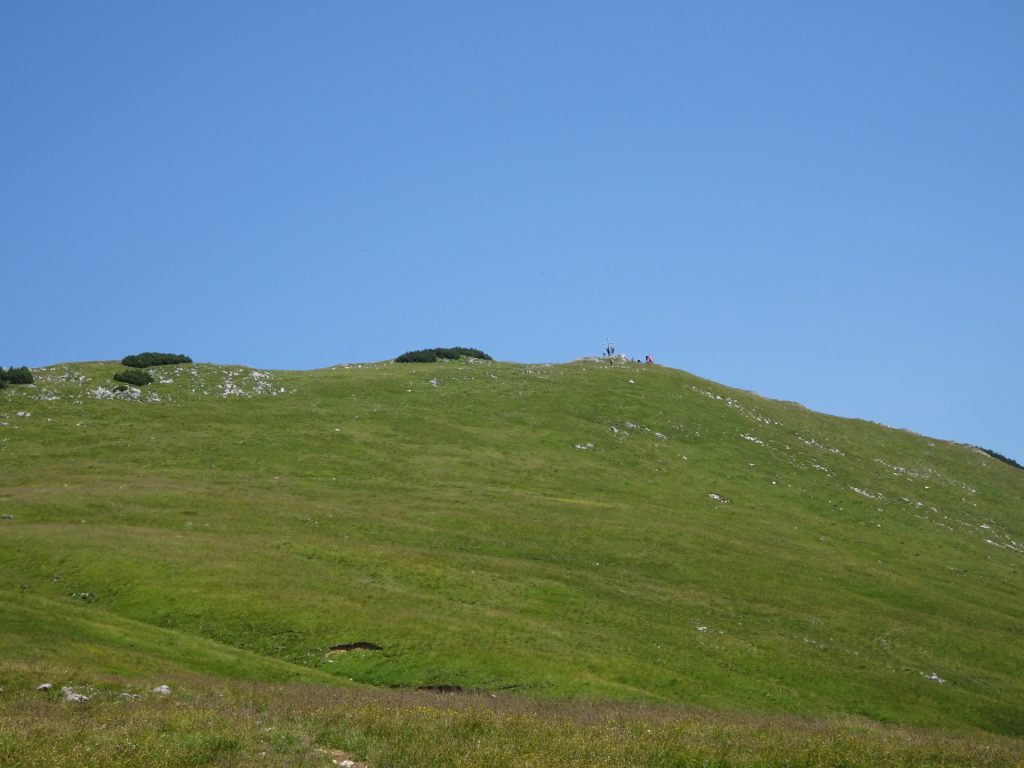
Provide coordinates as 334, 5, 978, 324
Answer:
2, 2, 1022, 461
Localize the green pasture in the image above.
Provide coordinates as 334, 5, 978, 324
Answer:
1, 357, 1022, 756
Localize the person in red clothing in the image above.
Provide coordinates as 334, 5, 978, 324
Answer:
645, 355, 654, 364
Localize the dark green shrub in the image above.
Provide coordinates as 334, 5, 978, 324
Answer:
395, 350, 438, 363
2, 366, 34, 384
113, 368, 153, 386
978, 447, 1023, 471
395, 347, 492, 363
121, 352, 192, 368
0, 378, 6, 390
449, 347, 491, 360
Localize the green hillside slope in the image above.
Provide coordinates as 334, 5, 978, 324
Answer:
1, 358, 1022, 737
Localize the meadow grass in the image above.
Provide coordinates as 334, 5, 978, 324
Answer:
1, 357, 1023, 762
2, 664, 1022, 767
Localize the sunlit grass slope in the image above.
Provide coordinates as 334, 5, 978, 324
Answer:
1, 358, 1022, 737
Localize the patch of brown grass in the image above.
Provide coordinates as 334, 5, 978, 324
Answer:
2, 664, 1022, 767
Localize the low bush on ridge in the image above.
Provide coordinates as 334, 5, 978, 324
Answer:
121, 352, 192, 368
113, 368, 154, 386
979, 446, 1023, 471
0, 366, 34, 385
395, 347, 492, 363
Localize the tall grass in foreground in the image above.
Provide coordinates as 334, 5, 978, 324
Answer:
2, 666, 1021, 767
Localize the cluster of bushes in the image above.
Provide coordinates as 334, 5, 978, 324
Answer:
395, 347, 492, 363
0, 366, 34, 388
121, 352, 192, 368
113, 368, 154, 386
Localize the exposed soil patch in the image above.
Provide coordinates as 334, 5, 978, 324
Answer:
417, 684, 464, 693
325, 641, 382, 657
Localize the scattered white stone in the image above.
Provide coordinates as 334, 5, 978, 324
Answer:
801, 436, 844, 455
90, 385, 144, 402
707, 493, 730, 503
921, 672, 946, 684
851, 487, 881, 500
429, 378, 440, 387
740, 433, 765, 446
15, 411, 30, 418
36, 683, 52, 691
218, 369, 280, 398
61, 686, 89, 702
690, 386, 782, 425
614, 421, 669, 440
696, 626, 708, 632
574, 442, 594, 450
50, 372, 87, 383
151, 684, 171, 695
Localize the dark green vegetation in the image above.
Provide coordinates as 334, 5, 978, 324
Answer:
0, 366, 34, 385
2, 357, 1023, 765
113, 368, 154, 386
394, 346, 492, 363
978, 447, 1023, 472
121, 352, 193, 368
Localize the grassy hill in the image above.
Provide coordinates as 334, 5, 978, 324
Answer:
1, 357, 1022, 764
